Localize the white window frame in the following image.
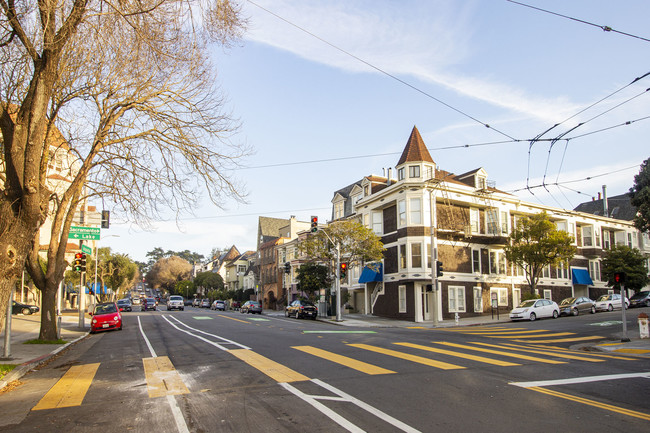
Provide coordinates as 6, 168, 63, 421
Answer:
397, 167, 405, 180
398, 285, 407, 313
410, 242, 422, 268
470, 208, 480, 233
490, 287, 508, 307
372, 211, 382, 235
473, 287, 483, 313
513, 288, 521, 308
448, 286, 466, 313
582, 226, 593, 247
589, 260, 601, 281
409, 197, 422, 225
489, 251, 506, 275
334, 201, 344, 220
542, 264, 551, 279
543, 289, 552, 301
409, 165, 420, 178
399, 244, 407, 269
500, 210, 509, 235
472, 249, 481, 274
398, 200, 406, 227
486, 208, 499, 235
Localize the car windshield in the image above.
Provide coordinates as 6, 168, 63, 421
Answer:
559, 298, 576, 306
95, 304, 117, 314
117, 300, 128, 304
518, 300, 537, 308
170, 296, 183, 301
597, 295, 611, 301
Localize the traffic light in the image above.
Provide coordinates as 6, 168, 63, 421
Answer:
436, 260, 444, 277
340, 262, 348, 279
311, 216, 318, 233
80, 253, 87, 272
284, 262, 291, 274
73, 253, 83, 272
101, 210, 110, 229
613, 271, 626, 285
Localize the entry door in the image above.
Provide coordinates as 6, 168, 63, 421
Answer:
422, 289, 431, 321
513, 288, 521, 308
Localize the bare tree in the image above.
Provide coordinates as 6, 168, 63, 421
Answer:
0, 0, 248, 338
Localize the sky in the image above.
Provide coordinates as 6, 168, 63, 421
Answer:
102, 0, 650, 263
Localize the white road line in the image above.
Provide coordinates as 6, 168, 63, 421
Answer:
137, 316, 190, 433
510, 372, 650, 388
163, 315, 250, 351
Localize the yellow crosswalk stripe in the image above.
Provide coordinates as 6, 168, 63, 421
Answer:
143, 356, 190, 398
292, 346, 396, 375
511, 343, 638, 360
229, 349, 310, 383
348, 343, 465, 370
433, 342, 566, 364
513, 336, 604, 343
460, 330, 549, 335
527, 386, 650, 421
471, 342, 604, 362
487, 332, 575, 339
443, 327, 518, 332
393, 342, 520, 366
33, 363, 100, 410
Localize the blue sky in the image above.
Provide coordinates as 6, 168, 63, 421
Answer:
103, 0, 650, 263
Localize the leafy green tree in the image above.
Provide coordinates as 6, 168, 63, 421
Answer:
630, 158, 650, 233
296, 263, 331, 302
299, 220, 385, 269
601, 245, 649, 291
504, 212, 576, 295
175, 280, 195, 299
146, 256, 192, 292
194, 271, 224, 291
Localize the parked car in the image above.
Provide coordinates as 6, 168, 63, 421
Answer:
231, 301, 241, 311
131, 297, 141, 306
90, 302, 122, 334
286, 300, 318, 320
629, 291, 650, 308
192, 298, 201, 307
116, 298, 132, 312
509, 299, 559, 321
595, 293, 629, 312
184, 298, 193, 306
240, 300, 262, 314
201, 298, 211, 308
211, 300, 226, 311
167, 295, 184, 311
557, 297, 596, 316
11, 300, 40, 315
141, 297, 157, 311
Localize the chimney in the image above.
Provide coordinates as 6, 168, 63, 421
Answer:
602, 185, 608, 217
387, 168, 392, 185
383, 168, 386, 177
598, 192, 601, 200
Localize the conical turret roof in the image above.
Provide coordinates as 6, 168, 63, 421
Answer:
397, 126, 434, 165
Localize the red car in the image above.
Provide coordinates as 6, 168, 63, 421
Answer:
90, 302, 122, 334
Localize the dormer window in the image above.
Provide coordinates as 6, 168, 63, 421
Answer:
409, 165, 420, 178
397, 167, 405, 180
477, 176, 486, 189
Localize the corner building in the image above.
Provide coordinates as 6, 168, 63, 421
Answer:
339, 126, 650, 323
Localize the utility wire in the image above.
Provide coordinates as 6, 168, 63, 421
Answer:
507, 0, 650, 43
246, 0, 517, 141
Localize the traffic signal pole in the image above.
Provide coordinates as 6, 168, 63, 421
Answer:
621, 283, 630, 342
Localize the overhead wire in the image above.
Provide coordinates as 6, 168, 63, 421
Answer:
507, 0, 650, 43
245, 0, 517, 141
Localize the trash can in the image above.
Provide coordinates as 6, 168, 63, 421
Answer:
638, 312, 649, 339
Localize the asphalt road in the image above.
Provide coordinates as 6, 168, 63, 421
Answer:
1, 307, 649, 432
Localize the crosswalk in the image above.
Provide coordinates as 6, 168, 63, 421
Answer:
439, 325, 606, 344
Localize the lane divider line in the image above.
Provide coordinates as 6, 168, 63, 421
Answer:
162, 315, 250, 351
32, 363, 100, 410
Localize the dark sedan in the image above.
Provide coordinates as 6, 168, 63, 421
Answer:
12, 300, 40, 315
286, 300, 318, 320
240, 301, 262, 314
557, 296, 596, 316
141, 297, 157, 311
629, 291, 650, 308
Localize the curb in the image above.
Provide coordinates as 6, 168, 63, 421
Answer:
0, 332, 89, 392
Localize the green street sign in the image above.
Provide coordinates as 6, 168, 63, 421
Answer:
81, 244, 92, 255
69, 226, 101, 240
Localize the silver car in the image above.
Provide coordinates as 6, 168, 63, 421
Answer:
167, 295, 184, 311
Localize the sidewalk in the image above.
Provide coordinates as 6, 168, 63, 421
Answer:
1, 311, 89, 391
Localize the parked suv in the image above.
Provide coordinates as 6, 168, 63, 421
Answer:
629, 291, 650, 308
286, 300, 318, 320
167, 295, 184, 311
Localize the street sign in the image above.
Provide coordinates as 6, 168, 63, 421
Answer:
69, 226, 101, 240
81, 244, 92, 255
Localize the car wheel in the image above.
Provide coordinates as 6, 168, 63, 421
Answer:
590, 306, 596, 314
607, 304, 613, 312
646, 300, 650, 307
285, 309, 289, 317
295, 311, 300, 319
552, 310, 559, 319
22, 307, 32, 315
529, 312, 536, 321
572, 308, 579, 316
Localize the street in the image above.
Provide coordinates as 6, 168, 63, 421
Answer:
1, 308, 649, 432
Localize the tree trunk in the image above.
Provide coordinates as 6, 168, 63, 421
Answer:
38, 278, 60, 340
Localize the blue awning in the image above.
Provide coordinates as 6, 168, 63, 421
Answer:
572, 269, 593, 286
358, 263, 383, 283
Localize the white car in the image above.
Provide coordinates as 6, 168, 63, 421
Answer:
594, 293, 629, 312
510, 299, 559, 321
167, 295, 185, 311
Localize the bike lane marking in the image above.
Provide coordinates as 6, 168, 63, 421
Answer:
32, 363, 100, 410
